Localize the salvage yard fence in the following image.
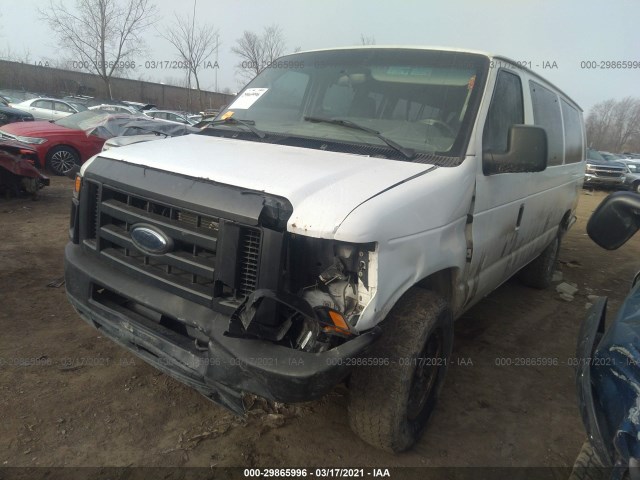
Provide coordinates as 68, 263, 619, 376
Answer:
0, 60, 234, 112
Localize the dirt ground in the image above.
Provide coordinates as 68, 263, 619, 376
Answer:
1, 177, 638, 470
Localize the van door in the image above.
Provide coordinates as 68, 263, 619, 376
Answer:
465, 68, 531, 303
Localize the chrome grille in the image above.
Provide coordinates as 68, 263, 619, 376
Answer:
82, 183, 262, 307
589, 166, 625, 178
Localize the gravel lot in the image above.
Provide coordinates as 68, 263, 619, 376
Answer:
1, 177, 637, 470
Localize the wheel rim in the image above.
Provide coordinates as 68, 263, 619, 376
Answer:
407, 328, 444, 421
50, 150, 76, 174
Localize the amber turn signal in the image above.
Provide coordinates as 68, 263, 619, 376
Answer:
324, 309, 352, 335
73, 175, 82, 199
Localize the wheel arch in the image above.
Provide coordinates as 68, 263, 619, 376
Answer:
559, 209, 574, 237
370, 267, 460, 332
414, 267, 458, 307
45, 143, 81, 162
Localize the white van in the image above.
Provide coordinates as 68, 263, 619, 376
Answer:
65, 47, 585, 452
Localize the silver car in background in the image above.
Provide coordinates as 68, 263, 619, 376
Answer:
9, 97, 87, 121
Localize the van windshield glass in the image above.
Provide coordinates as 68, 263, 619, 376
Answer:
213, 49, 488, 158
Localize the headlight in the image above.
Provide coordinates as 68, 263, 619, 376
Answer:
15, 135, 47, 145
586, 165, 595, 172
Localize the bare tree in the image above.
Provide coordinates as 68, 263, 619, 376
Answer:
39, 0, 158, 99
586, 97, 640, 152
160, 1, 219, 111
231, 24, 286, 82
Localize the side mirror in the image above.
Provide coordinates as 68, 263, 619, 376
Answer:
587, 191, 640, 250
483, 125, 548, 175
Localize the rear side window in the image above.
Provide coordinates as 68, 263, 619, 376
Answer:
55, 102, 75, 113
561, 100, 583, 163
529, 81, 563, 166
482, 70, 524, 153
33, 100, 53, 110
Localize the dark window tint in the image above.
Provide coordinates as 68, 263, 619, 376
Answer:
561, 100, 583, 163
483, 70, 524, 153
530, 81, 563, 165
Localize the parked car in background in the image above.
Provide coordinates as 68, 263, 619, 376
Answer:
89, 104, 139, 115
584, 148, 626, 189
121, 101, 157, 111
0, 89, 40, 104
570, 191, 640, 480
615, 157, 640, 193
0, 110, 148, 175
9, 98, 88, 121
0, 96, 34, 126
101, 119, 199, 150
143, 109, 197, 125
0, 140, 49, 198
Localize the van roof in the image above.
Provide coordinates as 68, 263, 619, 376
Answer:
293, 46, 582, 112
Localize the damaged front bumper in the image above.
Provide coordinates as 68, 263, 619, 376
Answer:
64, 243, 381, 415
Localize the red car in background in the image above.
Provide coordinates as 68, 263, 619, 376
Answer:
0, 110, 144, 175
0, 140, 49, 198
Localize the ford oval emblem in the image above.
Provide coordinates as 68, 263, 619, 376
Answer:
129, 224, 173, 255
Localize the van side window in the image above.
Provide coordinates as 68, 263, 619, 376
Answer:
482, 70, 524, 154
529, 81, 563, 166
561, 100, 583, 164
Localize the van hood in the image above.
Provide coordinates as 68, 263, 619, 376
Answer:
95, 134, 436, 237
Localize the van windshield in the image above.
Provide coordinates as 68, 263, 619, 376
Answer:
212, 49, 488, 160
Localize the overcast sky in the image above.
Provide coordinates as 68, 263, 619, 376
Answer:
2, 0, 639, 113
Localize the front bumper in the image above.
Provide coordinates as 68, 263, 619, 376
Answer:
584, 174, 625, 187
65, 243, 380, 414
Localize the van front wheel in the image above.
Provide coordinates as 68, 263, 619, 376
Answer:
348, 289, 453, 453
518, 235, 560, 289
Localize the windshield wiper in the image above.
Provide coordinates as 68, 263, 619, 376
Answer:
303, 116, 415, 160
206, 117, 266, 139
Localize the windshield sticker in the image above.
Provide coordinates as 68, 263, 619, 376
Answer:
228, 88, 268, 109
221, 110, 235, 120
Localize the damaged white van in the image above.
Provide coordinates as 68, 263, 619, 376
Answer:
65, 47, 585, 452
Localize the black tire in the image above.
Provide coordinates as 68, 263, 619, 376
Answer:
348, 289, 453, 453
518, 235, 560, 289
568, 440, 609, 480
46, 146, 79, 176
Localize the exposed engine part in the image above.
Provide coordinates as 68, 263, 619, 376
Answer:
302, 280, 358, 316
225, 239, 377, 352
294, 315, 323, 352
319, 256, 348, 284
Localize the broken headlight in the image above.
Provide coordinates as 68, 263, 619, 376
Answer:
227, 237, 377, 353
